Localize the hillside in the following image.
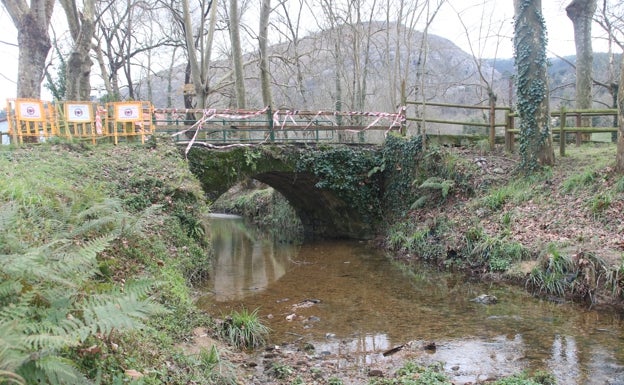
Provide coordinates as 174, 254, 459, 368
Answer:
139, 22, 505, 112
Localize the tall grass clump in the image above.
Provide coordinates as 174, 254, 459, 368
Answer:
526, 244, 576, 298
218, 308, 270, 349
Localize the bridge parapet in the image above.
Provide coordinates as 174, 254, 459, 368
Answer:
187, 144, 383, 240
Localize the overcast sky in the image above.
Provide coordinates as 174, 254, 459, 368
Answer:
0, 0, 615, 104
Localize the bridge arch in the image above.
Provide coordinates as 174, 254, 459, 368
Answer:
186, 145, 380, 239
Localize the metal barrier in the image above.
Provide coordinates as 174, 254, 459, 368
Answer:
4, 99, 155, 145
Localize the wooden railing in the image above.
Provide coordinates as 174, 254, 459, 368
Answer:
404, 100, 618, 154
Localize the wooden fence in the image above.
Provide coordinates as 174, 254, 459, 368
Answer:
404, 100, 618, 155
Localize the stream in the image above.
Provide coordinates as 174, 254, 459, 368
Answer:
197, 214, 624, 384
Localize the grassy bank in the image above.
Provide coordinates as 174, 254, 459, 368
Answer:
383, 141, 624, 306
0, 137, 239, 384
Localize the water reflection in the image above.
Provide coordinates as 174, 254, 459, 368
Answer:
207, 214, 299, 301
199, 215, 624, 384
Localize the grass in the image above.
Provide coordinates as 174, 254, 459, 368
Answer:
481, 178, 534, 211
218, 308, 270, 350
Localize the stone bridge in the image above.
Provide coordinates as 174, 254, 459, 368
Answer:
186, 144, 383, 240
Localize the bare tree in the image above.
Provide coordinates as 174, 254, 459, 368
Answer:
274, 0, 309, 107
94, 0, 174, 100
450, 0, 507, 149
1, 0, 55, 98
258, 0, 273, 108
514, 0, 554, 170
179, 0, 219, 108
229, 0, 246, 108
566, 0, 597, 137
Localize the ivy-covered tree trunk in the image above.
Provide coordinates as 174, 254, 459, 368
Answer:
616, 56, 624, 173
566, 0, 597, 140
513, 0, 555, 170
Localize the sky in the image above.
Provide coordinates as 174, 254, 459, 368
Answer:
0, 0, 614, 104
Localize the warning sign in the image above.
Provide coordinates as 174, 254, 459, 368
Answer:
66, 103, 92, 122
16, 100, 44, 121
115, 103, 141, 122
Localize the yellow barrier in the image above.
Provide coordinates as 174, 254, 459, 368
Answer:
6, 99, 58, 143
4, 99, 155, 145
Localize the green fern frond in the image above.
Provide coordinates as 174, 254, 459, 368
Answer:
120, 278, 161, 298
19, 355, 92, 385
0, 279, 22, 302
0, 369, 26, 385
82, 293, 165, 337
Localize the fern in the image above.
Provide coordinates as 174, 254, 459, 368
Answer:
0, 200, 165, 384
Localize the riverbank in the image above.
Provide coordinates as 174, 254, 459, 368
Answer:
382, 142, 623, 307
0, 138, 241, 384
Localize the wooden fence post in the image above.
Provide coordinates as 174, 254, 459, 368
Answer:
575, 112, 582, 147
505, 110, 514, 153
559, 107, 566, 157
489, 99, 496, 150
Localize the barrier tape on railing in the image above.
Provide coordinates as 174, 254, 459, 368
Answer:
168, 106, 406, 155
173, 107, 270, 156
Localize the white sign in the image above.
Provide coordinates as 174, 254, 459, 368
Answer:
17, 101, 43, 121
115, 104, 141, 122
66, 104, 92, 122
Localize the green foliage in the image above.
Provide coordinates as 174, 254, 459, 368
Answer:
463, 232, 530, 272
0, 201, 165, 385
381, 134, 424, 215
481, 178, 533, 211
268, 362, 294, 380
385, 221, 448, 262
368, 362, 451, 385
493, 371, 556, 385
328, 376, 344, 385
218, 308, 270, 350
562, 170, 596, 193
589, 192, 612, 217
296, 145, 383, 221
615, 176, 624, 193
412, 177, 455, 208
0, 140, 217, 384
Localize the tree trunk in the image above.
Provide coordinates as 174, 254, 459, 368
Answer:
566, 0, 597, 139
514, 0, 555, 170
229, 0, 246, 109
3, 0, 56, 99
61, 0, 95, 101
616, 56, 624, 173
258, 0, 273, 108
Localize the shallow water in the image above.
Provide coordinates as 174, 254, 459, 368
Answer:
197, 215, 624, 384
